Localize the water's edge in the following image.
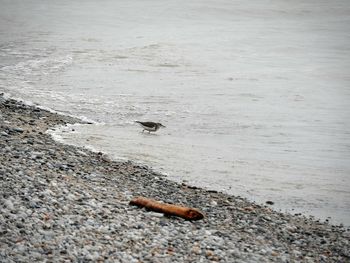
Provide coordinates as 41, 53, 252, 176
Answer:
3, 92, 344, 226
2, 93, 349, 262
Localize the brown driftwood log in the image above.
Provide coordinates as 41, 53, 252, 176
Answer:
129, 197, 205, 221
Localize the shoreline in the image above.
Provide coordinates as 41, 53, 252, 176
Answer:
0, 94, 349, 262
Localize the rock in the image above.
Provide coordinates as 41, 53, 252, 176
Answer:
210, 200, 218, 206
4, 199, 15, 210
1, 131, 9, 136
13, 127, 24, 133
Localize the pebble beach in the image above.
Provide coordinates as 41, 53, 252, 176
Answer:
0, 94, 349, 262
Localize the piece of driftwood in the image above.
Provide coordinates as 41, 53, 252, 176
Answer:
129, 197, 205, 221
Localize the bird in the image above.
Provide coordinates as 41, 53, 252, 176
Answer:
135, 121, 166, 133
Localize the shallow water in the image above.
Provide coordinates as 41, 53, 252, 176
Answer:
1, 0, 350, 225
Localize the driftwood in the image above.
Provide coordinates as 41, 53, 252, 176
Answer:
129, 197, 205, 221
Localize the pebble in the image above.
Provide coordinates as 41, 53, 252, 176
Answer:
4, 199, 14, 210
13, 127, 24, 133
1, 131, 9, 136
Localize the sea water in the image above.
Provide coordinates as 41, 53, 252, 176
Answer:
1, 0, 350, 225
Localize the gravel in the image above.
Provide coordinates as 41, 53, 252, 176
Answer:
0, 94, 349, 262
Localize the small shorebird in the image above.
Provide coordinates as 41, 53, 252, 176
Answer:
135, 121, 165, 133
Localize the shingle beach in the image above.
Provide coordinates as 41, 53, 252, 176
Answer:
0, 94, 349, 262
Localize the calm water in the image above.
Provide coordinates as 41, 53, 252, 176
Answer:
1, 0, 350, 225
